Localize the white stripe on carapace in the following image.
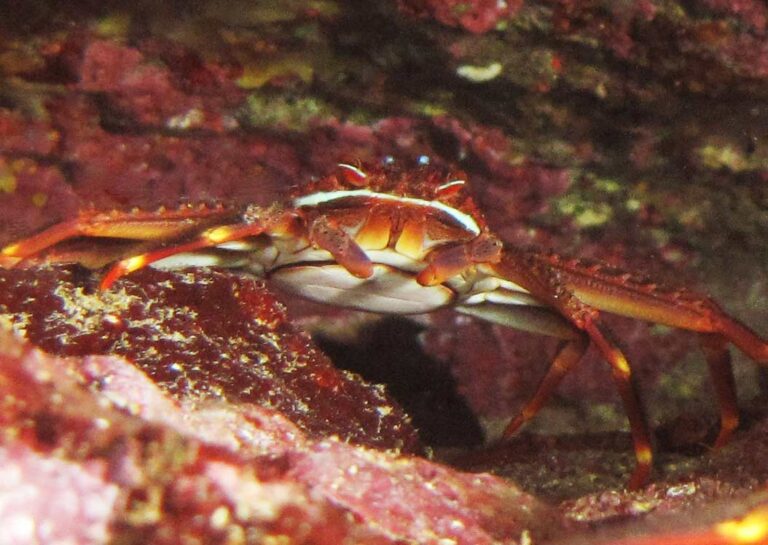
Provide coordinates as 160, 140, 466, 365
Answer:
293, 189, 481, 235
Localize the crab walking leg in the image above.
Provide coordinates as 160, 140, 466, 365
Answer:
502, 334, 590, 437
541, 255, 768, 363
472, 294, 653, 487
699, 333, 739, 448
1, 219, 90, 258
489, 250, 654, 487
575, 280, 768, 365
100, 222, 268, 289
456, 300, 590, 439
581, 319, 654, 489
710, 311, 768, 364
545, 257, 768, 448
1, 206, 235, 260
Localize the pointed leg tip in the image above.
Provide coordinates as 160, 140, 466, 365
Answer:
712, 425, 736, 449
100, 255, 146, 289
501, 416, 525, 439
626, 445, 653, 490
99, 269, 122, 290
626, 465, 651, 491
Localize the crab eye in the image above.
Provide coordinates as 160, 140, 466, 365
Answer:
336, 163, 368, 187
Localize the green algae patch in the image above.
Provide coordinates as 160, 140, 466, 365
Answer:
556, 197, 614, 227
244, 92, 336, 131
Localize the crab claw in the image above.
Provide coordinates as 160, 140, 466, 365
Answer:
417, 244, 469, 286
417, 234, 502, 286
309, 216, 374, 279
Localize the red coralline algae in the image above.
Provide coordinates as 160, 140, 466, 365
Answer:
0, 266, 421, 453
0, 109, 59, 155
0, 35, 317, 241
0, 93, 301, 238
292, 440, 554, 543
78, 39, 244, 131
0, 330, 554, 544
717, 33, 768, 77
398, 0, 523, 33
703, 0, 768, 32
49, 91, 293, 204
0, 156, 79, 243
0, 445, 118, 545
0, 332, 372, 543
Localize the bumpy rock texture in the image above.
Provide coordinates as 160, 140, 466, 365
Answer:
1, 1, 768, 544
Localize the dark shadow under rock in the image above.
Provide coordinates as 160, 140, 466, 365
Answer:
316, 316, 485, 448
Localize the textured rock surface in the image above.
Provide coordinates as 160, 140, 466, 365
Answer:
0, 266, 421, 452
1, 1, 768, 543
0, 330, 555, 543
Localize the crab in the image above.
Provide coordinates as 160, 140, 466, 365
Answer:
2, 163, 767, 489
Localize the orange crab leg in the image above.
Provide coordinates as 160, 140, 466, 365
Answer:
712, 313, 768, 364
492, 251, 654, 488
1, 206, 235, 261
542, 256, 768, 449
499, 316, 654, 487
699, 332, 739, 448
2, 219, 91, 259
100, 222, 268, 289
502, 334, 589, 437
577, 282, 768, 364
583, 319, 654, 489
542, 255, 768, 363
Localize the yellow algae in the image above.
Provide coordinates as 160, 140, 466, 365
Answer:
31, 193, 48, 207
237, 54, 314, 89
94, 12, 133, 38
700, 144, 744, 171
0, 167, 16, 193
556, 194, 613, 227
